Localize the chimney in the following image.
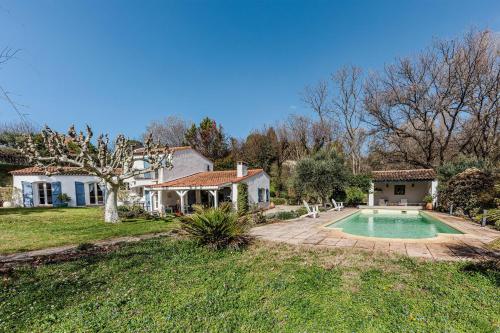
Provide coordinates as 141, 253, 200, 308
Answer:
237, 161, 248, 177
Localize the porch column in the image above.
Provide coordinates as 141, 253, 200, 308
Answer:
431, 180, 438, 207
231, 183, 238, 210
176, 190, 188, 214
157, 190, 164, 214
195, 190, 201, 204
208, 190, 218, 208
368, 181, 374, 206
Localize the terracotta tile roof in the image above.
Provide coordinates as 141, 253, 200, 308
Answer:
149, 169, 265, 188
372, 169, 436, 181
133, 146, 191, 155
10, 166, 91, 176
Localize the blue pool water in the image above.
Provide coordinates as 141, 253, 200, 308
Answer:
326, 210, 462, 239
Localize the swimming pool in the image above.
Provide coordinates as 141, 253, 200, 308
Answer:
326, 210, 463, 239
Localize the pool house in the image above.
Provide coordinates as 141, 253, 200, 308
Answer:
367, 169, 438, 208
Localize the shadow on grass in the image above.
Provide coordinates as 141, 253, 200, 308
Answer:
0, 207, 86, 216
446, 243, 500, 260
461, 260, 499, 287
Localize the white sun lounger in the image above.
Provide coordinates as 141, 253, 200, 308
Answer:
301, 200, 319, 218
329, 198, 344, 211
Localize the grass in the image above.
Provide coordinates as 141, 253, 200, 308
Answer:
1, 239, 498, 332
487, 238, 500, 251
0, 207, 178, 254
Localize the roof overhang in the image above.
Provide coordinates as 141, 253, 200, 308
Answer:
148, 184, 230, 191
371, 169, 436, 182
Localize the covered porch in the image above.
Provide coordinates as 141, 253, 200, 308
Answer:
367, 169, 438, 208
146, 185, 235, 214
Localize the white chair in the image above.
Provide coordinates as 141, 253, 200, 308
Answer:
399, 199, 408, 206
330, 199, 344, 211
378, 199, 386, 206
301, 200, 319, 218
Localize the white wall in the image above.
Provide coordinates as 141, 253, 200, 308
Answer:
373, 181, 431, 205
12, 174, 103, 207
161, 149, 213, 182
126, 149, 213, 188
244, 172, 270, 209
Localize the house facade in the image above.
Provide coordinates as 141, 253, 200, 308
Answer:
10, 146, 271, 212
146, 161, 270, 213
367, 169, 438, 207
10, 167, 105, 207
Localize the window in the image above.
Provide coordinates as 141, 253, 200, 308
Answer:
258, 188, 267, 203
89, 183, 104, 204
394, 185, 405, 195
37, 183, 52, 205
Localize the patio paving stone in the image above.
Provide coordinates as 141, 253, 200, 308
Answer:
335, 238, 357, 248
389, 243, 407, 255
405, 243, 433, 259
319, 238, 342, 246
248, 208, 500, 261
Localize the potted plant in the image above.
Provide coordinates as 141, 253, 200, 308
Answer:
423, 195, 433, 210
55, 193, 71, 207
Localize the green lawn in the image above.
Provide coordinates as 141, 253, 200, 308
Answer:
1, 239, 498, 332
0, 207, 177, 254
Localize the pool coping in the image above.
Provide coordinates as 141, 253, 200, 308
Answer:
320, 208, 470, 243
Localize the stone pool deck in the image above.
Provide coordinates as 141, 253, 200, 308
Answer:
250, 208, 500, 261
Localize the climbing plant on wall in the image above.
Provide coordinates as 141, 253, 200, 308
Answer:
237, 183, 249, 215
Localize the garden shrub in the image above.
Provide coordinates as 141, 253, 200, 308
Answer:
481, 181, 500, 230
345, 186, 365, 206
274, 211, 297, 220
295, 207, 307, 216
266, 207, 308, 221
250, 210, 267, 224
437, 157, 487, 183
180, 205, 252, 250
271, 197, 287, 205
118, 205, 147, 219
439, 168, 495, 218
117, 205, 171, 221
348, 174, 372, 193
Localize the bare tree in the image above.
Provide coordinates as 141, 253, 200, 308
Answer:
301, 80, 336, 148
365, 29, 500, 168
331, 66, 367, 174
302, 80, 330, 124
0, 47, 18, 66
23, 125, 171, 223
142, 115, 189, 147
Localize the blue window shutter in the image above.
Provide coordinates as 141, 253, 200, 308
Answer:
75, 182, 85, 206
51, 182, 62, 206
21, 181, 33, 207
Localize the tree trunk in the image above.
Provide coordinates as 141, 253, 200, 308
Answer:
104, 183, 120, 223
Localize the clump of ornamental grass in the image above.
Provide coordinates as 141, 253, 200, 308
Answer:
180, 203, 252, 250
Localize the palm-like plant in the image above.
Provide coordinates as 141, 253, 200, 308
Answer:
180, 204, 252, 250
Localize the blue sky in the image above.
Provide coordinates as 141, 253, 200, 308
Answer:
0, 0, 499, 140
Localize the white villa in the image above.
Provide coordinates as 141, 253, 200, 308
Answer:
367, 169, 438, 208
10, 146, 271, 213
